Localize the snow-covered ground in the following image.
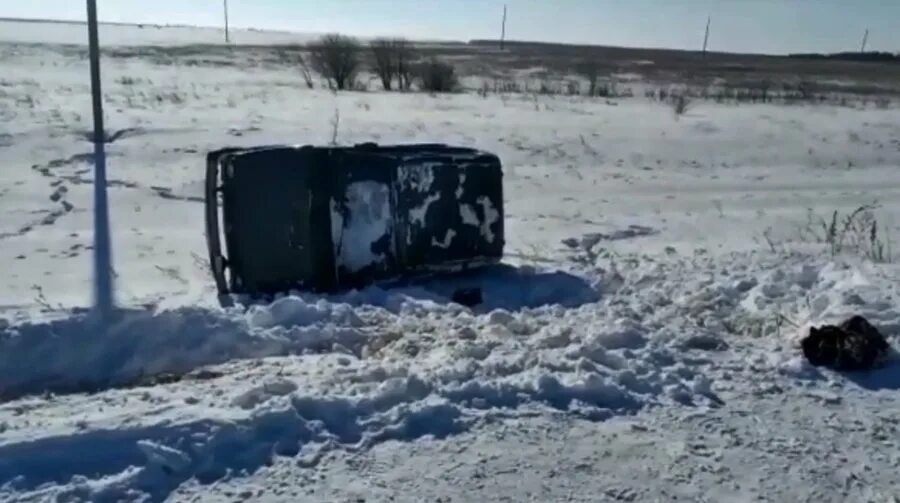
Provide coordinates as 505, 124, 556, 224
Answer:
1, 24, 900, 502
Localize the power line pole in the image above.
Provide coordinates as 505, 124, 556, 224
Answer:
86, 0, 114, 319
860, 28, 868, 53
224, 0, 230, 44
500, 4, 507, 50
702, 15, 710, 58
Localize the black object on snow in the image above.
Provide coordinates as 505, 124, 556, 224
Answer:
801, 315, 890, 371
206, 143, 504, 295
451, 287, 483, 307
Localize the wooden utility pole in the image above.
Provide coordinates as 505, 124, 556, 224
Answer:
860, 28, 869, 53
86, 0, 114, 318
224, 0, 230, 43
702, 16, 710, 57
500, 4, 507, 50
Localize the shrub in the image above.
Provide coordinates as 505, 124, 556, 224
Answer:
478, 80, 490, 97
575, 59, 602, 96
797, 204, 892, 262
492, 79, 521, 94
874, 96, 891, 109
297, 52, 315, 89
368, 38, 415, 91
417, 58, 458, 93
671, 94, 691, 116
308, 34, 362, 91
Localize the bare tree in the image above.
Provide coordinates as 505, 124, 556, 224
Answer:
308, 34, 361, 91
369, 38, 415, 92
297, 52, 315, 89
276, 48, 316, 89
370, 38, 395, 91
394, 39, 415, 91
575, 60, 602, 96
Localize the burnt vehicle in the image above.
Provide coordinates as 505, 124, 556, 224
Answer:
205, 143, 504, 295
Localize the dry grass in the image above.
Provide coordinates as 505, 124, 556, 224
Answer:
759, 203, 894, 263
671, 94, 691, 117
798, 203, 893, 262
645, 89, 692, 116
116, 76, 141, 86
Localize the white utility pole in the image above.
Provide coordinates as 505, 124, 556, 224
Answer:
86, 0, 114, 318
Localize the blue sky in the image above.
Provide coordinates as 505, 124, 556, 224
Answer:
3, 0, 898, 54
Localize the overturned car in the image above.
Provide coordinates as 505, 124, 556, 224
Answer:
205, 143, 504, 295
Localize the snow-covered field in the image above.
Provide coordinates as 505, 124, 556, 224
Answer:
0, 19, 320, 46
2, 21, 900, 502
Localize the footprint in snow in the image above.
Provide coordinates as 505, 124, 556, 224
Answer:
232, 379, 299, 410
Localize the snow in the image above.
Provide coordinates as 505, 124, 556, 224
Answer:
402, 163, 440, 241
334, 181, 392, 273
397, 163, 436, 193
476, 196, 500, 244
408, 193, 440, 228
460, 202, 480, 226
1, 22, 900, 502
4, 253, 900, 501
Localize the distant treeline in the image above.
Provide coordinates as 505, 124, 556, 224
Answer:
788, 52, 900, 63
469, 39, 900, 63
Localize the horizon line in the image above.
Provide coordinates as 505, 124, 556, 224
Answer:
1, 15, 896, 59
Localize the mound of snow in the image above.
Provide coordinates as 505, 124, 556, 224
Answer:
0, 301, 369, 400
3, 251, 900, 501
0, 264, 601, 401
